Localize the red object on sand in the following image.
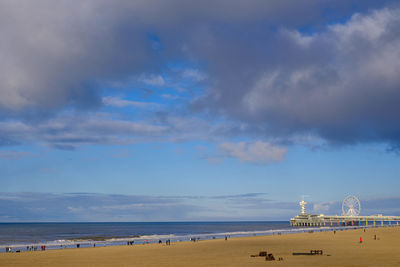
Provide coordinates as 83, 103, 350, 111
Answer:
360, 237, 363, 243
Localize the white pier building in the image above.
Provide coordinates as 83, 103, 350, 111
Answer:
290, 196, 400, 227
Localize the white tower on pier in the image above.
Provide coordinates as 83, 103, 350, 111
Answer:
299, 198, 307, 215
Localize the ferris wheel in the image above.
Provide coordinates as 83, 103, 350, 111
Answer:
342, 196, 361, 216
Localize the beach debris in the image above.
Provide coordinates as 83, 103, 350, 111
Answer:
265, 253, 275, 261
250, 251, 267, 257
251, 251, 281, 261
250, 251, 280, 261
292, 250, 323, 256
259, 251, 267, 256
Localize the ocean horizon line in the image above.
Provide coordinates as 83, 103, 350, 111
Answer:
0, 220, 289, 224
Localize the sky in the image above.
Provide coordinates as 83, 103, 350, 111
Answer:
1, 0, 400, 222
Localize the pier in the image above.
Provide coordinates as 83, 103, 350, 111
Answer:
290, 196, 400, 227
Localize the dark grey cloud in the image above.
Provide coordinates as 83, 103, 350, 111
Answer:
1, 0, 399, 149
0, 0, 394, 113
193, 6, 400, 147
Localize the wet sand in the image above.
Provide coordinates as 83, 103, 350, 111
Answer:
1, 226, 400, 266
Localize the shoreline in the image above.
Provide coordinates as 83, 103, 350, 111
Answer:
1, 225, 400, 266
0, 224, 377, 252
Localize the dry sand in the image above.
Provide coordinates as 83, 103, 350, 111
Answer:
1, 226, 400, 266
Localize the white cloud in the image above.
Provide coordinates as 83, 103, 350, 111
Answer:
313, 203, 330, 213
0, 151, 35, 160
0, 192, 293, 221
137, 74, 165, 86
0, 111, 246, 149
219, 141, 287, 164
161, 94, 180, 100
182, 69, 207, 81
102, 96, 160, 109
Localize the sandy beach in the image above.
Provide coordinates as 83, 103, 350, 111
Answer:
1, 226, 399, 266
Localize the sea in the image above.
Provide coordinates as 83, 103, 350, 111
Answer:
0, 221, 310, 252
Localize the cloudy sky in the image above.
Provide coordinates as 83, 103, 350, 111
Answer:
1, 0, 400, 221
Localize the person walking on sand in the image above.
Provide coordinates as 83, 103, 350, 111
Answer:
360, 237, 363, 243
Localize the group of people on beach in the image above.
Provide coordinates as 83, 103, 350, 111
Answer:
5, 245, 46, 253
126, 239, 171, 245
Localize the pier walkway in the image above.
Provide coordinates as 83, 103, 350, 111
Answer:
290, 213, 400, 227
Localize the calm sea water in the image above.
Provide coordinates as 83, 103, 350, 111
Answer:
0, 221, 295, 250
